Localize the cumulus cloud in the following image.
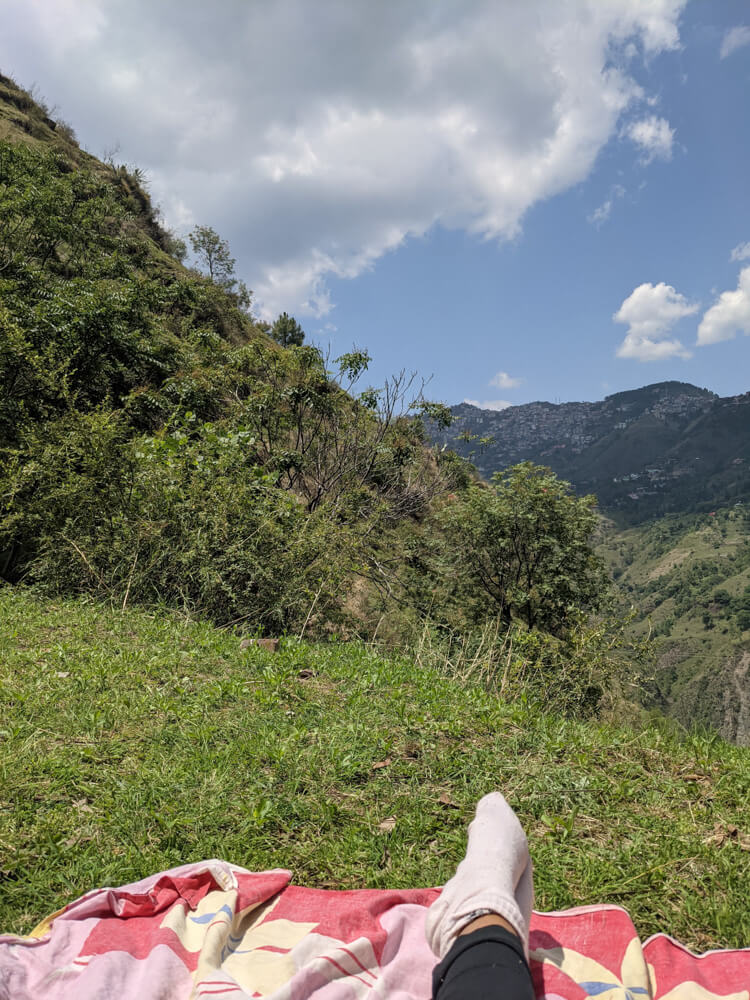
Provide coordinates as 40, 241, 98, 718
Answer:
0, 0, 686, 318
720, 26, 750, 59
730, 241, 750, 262
697, 267, 750, 346
490, 371, 522, 389
624, 115, 675, 163
614, 282, 698, 361
463, 399, 513, 411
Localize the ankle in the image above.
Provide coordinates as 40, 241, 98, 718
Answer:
458, 913, 519, 938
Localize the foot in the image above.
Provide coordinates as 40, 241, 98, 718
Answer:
424, 792, 534, 959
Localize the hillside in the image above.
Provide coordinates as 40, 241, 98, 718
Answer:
0, 71, 624, 690
433, 382, 750, 522
598, 506, 750, 745
1, 588, 749, 950
0, 72, 456, 639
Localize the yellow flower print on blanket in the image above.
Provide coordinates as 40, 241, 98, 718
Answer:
532, 934, 653, 1000
160, 884, 382, 997
161, 888, 319, 994
531, 933, 749, 1000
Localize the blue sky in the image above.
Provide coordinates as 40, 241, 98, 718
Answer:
2, 1, 749, 407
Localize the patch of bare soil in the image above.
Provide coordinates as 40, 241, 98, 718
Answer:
724, 651, 750, 748
647, 548, 691, 581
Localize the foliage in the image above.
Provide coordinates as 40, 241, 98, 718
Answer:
401, 608, 648, 718
188, 225, 235, 283
188, 224, 251, 311
598, 507, 750, 743
270, 311, 305, 347
436, 464, 608, 635
0, 141, 255, 451
1, 409, 355, 631
0, 98, 629, 715
204, 342, 454, 518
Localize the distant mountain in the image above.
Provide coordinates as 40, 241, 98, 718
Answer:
432, 382, 750, 521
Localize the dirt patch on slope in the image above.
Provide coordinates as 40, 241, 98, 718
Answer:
724, 651, 750, 747
647, 549, 691, 581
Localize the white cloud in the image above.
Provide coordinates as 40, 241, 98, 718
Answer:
624, 115, 675, 163
0, 0, 686, 318
587, 183, 626, 226
697, 267, 750, 346
614, 282, 698, 361
490, 371, 522, 389
720, 26, 750, 59
730, 242, 750, 263
463, 399, 513, 411
588, 200, 614, 225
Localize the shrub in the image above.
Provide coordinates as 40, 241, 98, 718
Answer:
434, 463, 608, 636
403, 610, 645, 718
1, 412, 356, 631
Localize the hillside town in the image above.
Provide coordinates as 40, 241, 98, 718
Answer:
435, 383, 750, 521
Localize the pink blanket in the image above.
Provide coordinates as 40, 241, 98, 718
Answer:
1, 862, 747, 999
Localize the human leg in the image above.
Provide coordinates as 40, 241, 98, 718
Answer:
425, 793, 535, 1000
432, 925, 534, 1000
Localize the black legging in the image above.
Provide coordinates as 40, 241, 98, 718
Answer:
432, 926, 535, 1000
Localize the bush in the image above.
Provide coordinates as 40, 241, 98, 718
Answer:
433, 463, 608, 636
1, 412, 356, 631
55, 119, 78, 145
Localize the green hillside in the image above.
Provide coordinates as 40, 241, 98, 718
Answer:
599, 506, 750, 744
0, 71, 624, 695
2, 588, 749, 950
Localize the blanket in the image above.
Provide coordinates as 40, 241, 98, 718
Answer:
1, 862, 747, 999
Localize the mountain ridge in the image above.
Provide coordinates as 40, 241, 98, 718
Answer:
434, 381, 750, 522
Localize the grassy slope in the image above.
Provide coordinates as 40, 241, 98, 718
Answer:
1, 589, 749, 949
0, 75, 87, 159
0, 71, 256, 347
598, 509, 750, 742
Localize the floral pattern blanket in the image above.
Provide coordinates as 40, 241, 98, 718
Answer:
1, 862, 747, 999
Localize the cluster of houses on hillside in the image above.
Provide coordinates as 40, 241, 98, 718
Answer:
454, 386, 724, 465
443, 385, 749, 515
616, 456, 747, 504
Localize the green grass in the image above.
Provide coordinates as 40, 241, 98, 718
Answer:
1, 587, 749, 950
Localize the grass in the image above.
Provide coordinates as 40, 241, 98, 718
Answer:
1, 587, 749, 950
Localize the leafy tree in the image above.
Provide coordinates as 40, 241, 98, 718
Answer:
270, 312, 305, 347
188, 224, 251, 311
440, 463, 608, 635
225, 340, 452, 516
188, 225, 235, 284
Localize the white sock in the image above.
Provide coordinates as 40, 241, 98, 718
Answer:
424, 792, 534, 960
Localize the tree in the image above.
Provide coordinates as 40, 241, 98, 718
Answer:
188, 225, 251, 310
442, 463, 608, 635
270, 311, 305, 347
188, 225, 234, 284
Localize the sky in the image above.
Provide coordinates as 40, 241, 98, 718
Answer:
2, 0, 749, 408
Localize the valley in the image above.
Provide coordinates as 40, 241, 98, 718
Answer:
598, 507, 750, 745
